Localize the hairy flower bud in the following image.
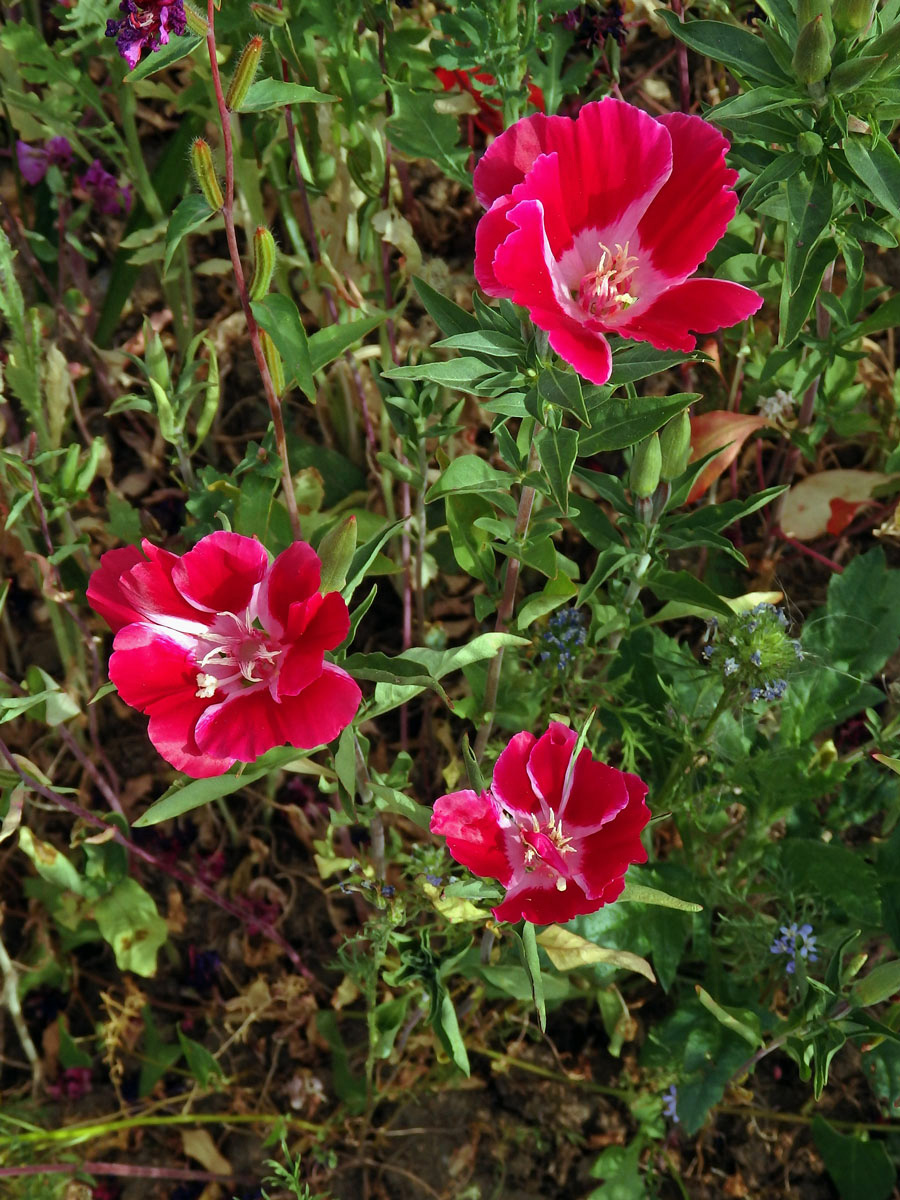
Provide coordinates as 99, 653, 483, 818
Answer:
250, 1, 289, 23
225, 35, 264, 111
190, 138, 223, 211
702, 602, 803, 702
793, 15, 833, 83
317, 515, 358, 593
183, 1, 208, 34
832, 0, 874, 34
248, 227, 277, 301
629, 433, 662, 499
260, 329, 285, 395
658, 410, 691, 481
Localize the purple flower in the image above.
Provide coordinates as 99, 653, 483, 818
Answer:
16, 137, 73, 186
770, 921, 818, 976
46, 1066, 93, 1100
106, 0, 187, 71
662, 1084, 679, 1123
77, 160, 133, 216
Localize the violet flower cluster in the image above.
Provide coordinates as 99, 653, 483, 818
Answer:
702, 602, 803, 703
16, 137, 132, 216
538, 607, 588, 671
106, 0, 187, 71
770, 922, 818, 975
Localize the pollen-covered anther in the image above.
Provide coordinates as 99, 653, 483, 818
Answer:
578, 241, 639, 320
195, 672, 218, 699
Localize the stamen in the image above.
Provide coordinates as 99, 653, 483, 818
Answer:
195, 672, 219, 699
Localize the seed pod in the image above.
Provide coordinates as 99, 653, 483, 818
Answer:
317, 515, 358, 593
832, 0, 874, 34
658, 410, 692, 481
250, 2, 288, 24
260, 329, 284, 395
225, 35, 264, 112
182, 1, 208, 34
629, 433, 662, 499
796, 130, 825, 156
190, 138, 224, 211
792, 15, 832, 84
249, 227, 277, 301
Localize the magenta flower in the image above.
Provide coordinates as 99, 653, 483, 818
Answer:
430, 722, 650, 925
77, 160, 133, 216
473, 98, 763, 386
106, 0, 187, 71
87, 532, 362, 778
16, 137, 73, 186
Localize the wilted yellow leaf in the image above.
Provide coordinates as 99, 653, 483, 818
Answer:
181, 1128, 231, 1175
536, 925, 656, 981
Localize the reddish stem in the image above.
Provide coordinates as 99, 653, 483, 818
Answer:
0, 1163, 247, 1184
205, 3, 301, 541
672, 0, 691, 111
775, 530, 844, 573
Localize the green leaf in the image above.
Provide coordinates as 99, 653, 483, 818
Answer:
780, 236, 837, 347
695, 985, 763, 1048
308, 311, 386, 374
412, 277, 477, 337
658, 13, 788, 85
607, 343, 694, 385
648, 569, 734, 617
519, 923, 546, 1033
446, 493, 496, 584
93, 877, 168, 978
177, 1027, 224, 1087
435, 330, 524, 359
538, 367, 589, 426
385, 80, 470, 185
811, 1115, 896, 1200
536, 425, 578, 513
860, 292, 900, 336
432, 987, 470, 1075
580, 393, 697, 455
844, 134, 900, 220
238, 78, 333, 111
384, 358, 493, 387
18, 828, 84, 894
134, 751, 303, 826
163, 195, 215, 275
251, 294, 315, 399
425, 454, 512, 501
619, 880, 702, 912
125, 33, 202, 82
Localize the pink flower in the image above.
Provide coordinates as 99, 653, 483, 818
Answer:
87, 532, 361, 778
430, 722, 650, 925
473, 98, 763, 386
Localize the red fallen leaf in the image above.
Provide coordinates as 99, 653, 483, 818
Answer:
687, 411, 767, 503
826, 496, 866, 536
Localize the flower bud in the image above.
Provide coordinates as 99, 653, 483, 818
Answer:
797, 0, 834, 41
250, 2, 289, 23
702, 602, 802, 702
259, 329, 284, 395
143, 318, 170, 390
793, 15, 832, 83
182, 1, 208, 34
629, 433, 662, 499
225, 35, 264, 111
832, 0, 874, 34
190, 138, 223, 211
248, 227, 277, 301
317, 515, 358, 593
658, 410, 692, 481
796, 130, 824, 156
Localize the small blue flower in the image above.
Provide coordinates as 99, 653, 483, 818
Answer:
381, 885, 396, 898
662, 1084, 679, 1123
425, 874, 443, 887
724, 657, 738, 676
749, 650, 762, 667
702, 645, 715, 660
771, 921, 818, 976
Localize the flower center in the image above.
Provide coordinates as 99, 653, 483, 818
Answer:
193, 611, 282, 699
578, 241, 639, 321
522, 809, 575, 888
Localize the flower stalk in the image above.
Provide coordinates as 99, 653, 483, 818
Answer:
205, 0, 301, 539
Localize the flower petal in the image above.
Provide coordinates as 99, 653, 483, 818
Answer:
573, 786, 650, 900
558, 756, 632, 835
492, 873, 594, 925
146, 691, 234, 777
108, 624, 198, 713
431, 789, 515, 885
636, 113, 739, 282
194, 663, 361, 762
547, 323, 613, 387
171, 531, 269, 615
491, 731, 541, 818
525, 721, 577, 815
257, 540, 322, 635
617, 278, 763, 352
87, 544, 149, 632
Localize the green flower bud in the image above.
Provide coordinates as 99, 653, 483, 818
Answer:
260, 329, 284, 396
317, 515, 358, 594
250, 2, 289, 23
629, 433, 662, 499
796, 130, 825, 156
190, 138, 224, 211
143, 318, 170, 390
832, 0, 874, 34
797, 0, 834, 41
225, 35, 264, 112
793, 15, 833, 83
182, 1, 208, 34
658, 410, 692, 481
59, 444, 80, 494
248, 227, 277, 301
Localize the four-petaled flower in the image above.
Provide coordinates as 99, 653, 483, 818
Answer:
87, 531, 361, 778
473, 97, 763, 386
430, 721, 650, 925
106, 0, 187, 71
770, 921, 818, 975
